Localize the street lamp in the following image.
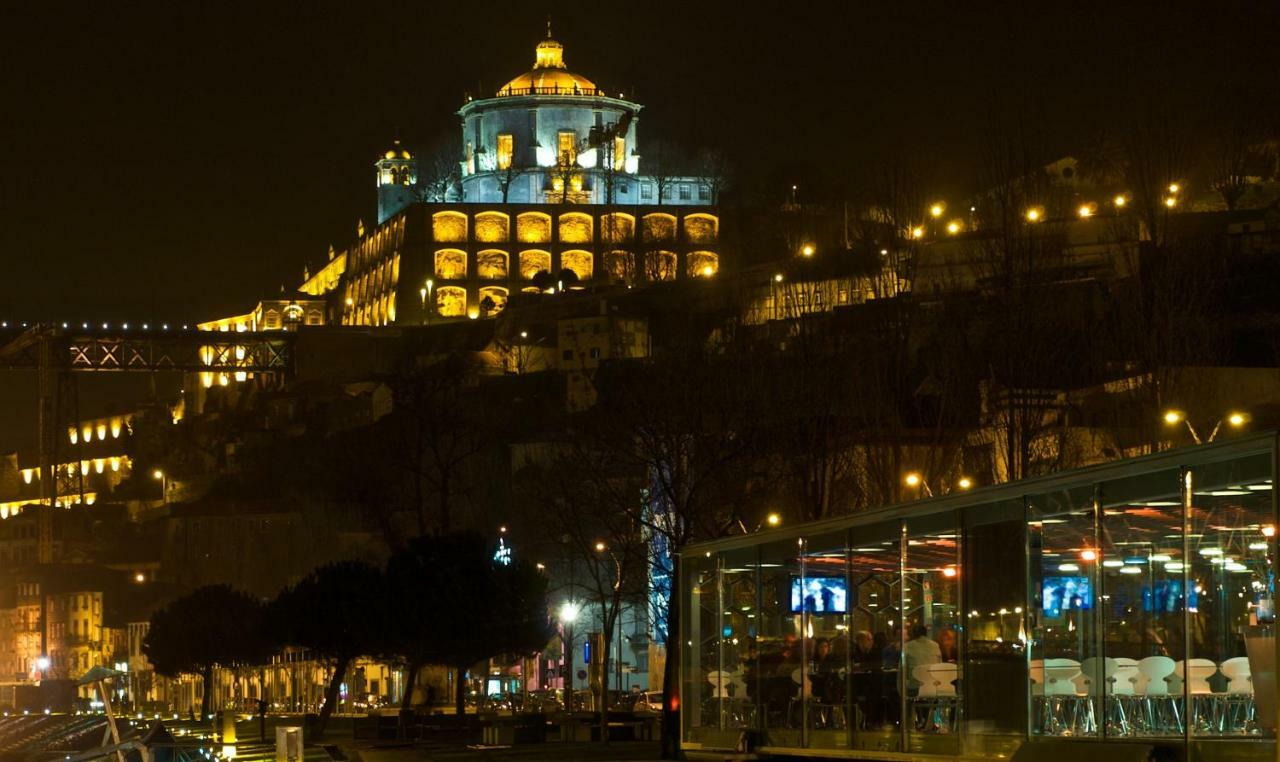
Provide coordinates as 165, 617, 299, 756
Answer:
1025, 207, 1043, 223
559, 601, 580, 699
946, 220, 962, 235
905, 471, 932, 498
929, 203, 945, 219
1162, 409, 1248, 444
1113, 194, 1128, 210
766, 512, 781, 528
421, 279, 435, 325
801, 244, 815, 258
152, 469, 167, 502
957, 476, 973, 490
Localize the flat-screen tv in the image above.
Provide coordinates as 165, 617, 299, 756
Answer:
790, 576, 848, 614
1142, 579, 1198, 614
1042, 576, 1092, 617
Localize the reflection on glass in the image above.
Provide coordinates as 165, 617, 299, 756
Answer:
905, 514, 961, 754
758, 538, 805, 748
1188, 454, 1274, 739
848, 524, 902, 752
802, 531, 852, 750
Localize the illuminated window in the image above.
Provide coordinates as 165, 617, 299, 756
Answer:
475, 211, 510, 243
496, 134, 513, 171
688, 251, 719, 277
600, 213, 635, 244
640, 184, 653, 200
642, 213, 677, 242
432, 212, 468, 243
476, 250, 509, 279
436, 286, 467, 317
520, 250, 552, 280
465, 142, 474, 174
646, 251, 678, 281
434, 249, 467, 279
606, 250, 635, 282
614, 137, 626, 171
561, 250, 594, 280
679, 184, 692, 201
517, 212, 552, 243
683, 213, 719, 244
478, 286, 509, 316
559, 213, 593, 244
558, 131, 577, 165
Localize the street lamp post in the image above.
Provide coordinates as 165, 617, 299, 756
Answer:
558, 601, 579, 705
152, 469, 167, 503
1162, 409, 1248, 444
420, 279, 435, 326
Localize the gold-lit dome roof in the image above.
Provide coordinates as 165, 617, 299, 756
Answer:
497, 34, 599, 97
382, 139, 412, 161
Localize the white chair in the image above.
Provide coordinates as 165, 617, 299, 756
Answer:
707, 670, 733, 699
912, 664, 957, 732
1136, 656, 1180, 734
1042, 659, 1085, 735
1175, 659, 1220, 732
1081, 657, 1128, 735
1219, 657, 1254, 733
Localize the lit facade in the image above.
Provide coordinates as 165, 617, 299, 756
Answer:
681, 434, 1277, 760
330, 203, 720, 326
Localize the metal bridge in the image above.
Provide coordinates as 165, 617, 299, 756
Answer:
0, 324, 296, 565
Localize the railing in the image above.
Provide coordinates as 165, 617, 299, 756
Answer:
496, 85, 613, 98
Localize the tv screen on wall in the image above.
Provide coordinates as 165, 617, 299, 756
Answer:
789, 576, 849, 614
1042, 576, 1092, 617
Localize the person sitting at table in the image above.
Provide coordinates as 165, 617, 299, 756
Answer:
904, 624, 941, 694
937, 626, 958, 663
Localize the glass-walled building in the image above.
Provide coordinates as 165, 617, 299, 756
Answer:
681, 434, 1277, 760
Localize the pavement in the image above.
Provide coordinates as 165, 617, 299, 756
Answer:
347, 740, 663, 762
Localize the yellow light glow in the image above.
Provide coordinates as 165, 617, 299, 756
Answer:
111, 421, 121, 438
904, 472, 921, 487
152, 469, 163, 480
910, 226, 925, 239
1025, 207, 1042, 223
946, 220, 961, 235
96, 424, 107, 440
22, 470, 32, 485
1227, 412, 1247, 427
773, 273, 784, 283
1163, 410, 1184, 425
468, 308, 480, 320
69, 429, 77, 445
766, 512, 781, 527
1168, 183, 1180, 194
1114, 194, 1127, 208
94, 459, 104, 474
1263, 525, 1276, 538
701, 265, 714, 277
957, 476, 973, 490
594, 541, 606, 552
1077, 204, 1093, 218
110, 458, 120, 472
942, 566, 958, 578
929, 203, 945, 218
135, 572, 146, 583
1080, 549, 1097, 561
801, 244, 815, 257
1164, 196, 1177, 208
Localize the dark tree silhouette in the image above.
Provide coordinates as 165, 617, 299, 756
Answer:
143, 585, 270, 717
267, 561, 387, 737
385, 532, 553, 717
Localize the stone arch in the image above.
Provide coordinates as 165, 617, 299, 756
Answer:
434, 249, 467, 279
519, 250, 552, 280
432, 211, 468, 243
642, 213, 678, 243
646, 250, 678, 281
687, 251, 720, 278
478, 286, 509, 316
517, 212, 552, 244
600, 213, 635, 244
559, 212, 593, 244
683, 213, 719, 245
436, 286, 467, 317
476, 249, 509, 279
474, 211, 510, 243
561, 249, 594, 280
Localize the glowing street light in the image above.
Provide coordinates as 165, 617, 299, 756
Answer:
904, 472, 921, 487
957, 476, 973, 490
910, 226, 925, 239
1025, 207, 1042, 223
1080, 549, 1098, 562
1077, 204, 1094, 219
946, 220, 962, 235
1164, 196, 1178, 209
929, 203, 946, 218
594, 541, 606, 552
1163, 409, 1248, 444
801, 244, 816, 257
1113, 194, 1127, 208
773, 273, 784, 283
559, 601, 580, 624
1168, 183, 1181, 194
766, 512, 781, 528
904, 471, 932, 497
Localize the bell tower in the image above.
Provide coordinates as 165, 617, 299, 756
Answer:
375, 138, 418, 223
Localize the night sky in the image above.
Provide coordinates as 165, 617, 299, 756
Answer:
0, 2, 1276, 448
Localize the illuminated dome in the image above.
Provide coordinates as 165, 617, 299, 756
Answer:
497, 35, 599, 97
382, 139, 412, 160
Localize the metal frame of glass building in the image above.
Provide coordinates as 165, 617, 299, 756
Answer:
680, 433, 1278, 760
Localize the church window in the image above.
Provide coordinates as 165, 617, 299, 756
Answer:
558, 131, 577, 165
614, 137, 626, 171
620, 181, 629, 195
640, 184, 653, 200
679, 184, 692, 201
561, 249, 593, 280
699, 185, 710, 201
496, 134, 513, 171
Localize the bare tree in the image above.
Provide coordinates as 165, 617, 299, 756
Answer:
695, 148, 732, 205
416, 134, 463, 203
644, 140, 684, 206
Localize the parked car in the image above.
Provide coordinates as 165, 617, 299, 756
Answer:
631, 690, 664, 713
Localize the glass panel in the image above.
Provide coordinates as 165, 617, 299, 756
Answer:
1099, 468, 1184, 738
719, 546, 759, 737
962, 501, 1028, 757
848, 522, 903, 753
1029, 485, 1100, 738
757, 537, 805, 748
801, 530, 852, 750
1188, 451, 1275, 740
683, 552, 718, 744
905, 512, 961, 754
